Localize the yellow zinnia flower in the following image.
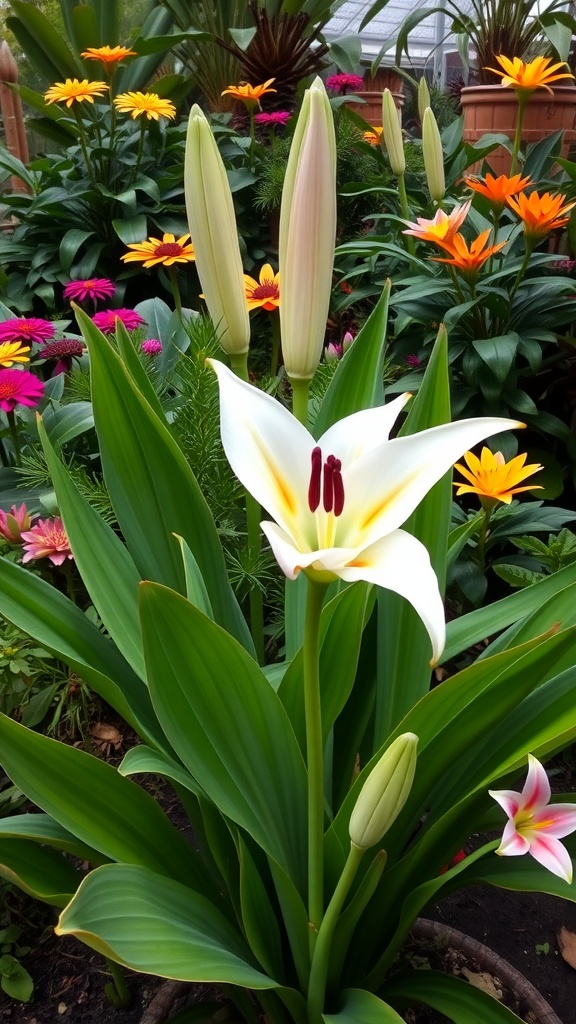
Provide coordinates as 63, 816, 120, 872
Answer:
454, 448, 543, 506
485, 55, 574, 96
81, 45, 137, 64
221, 78, 276, 107
113, 92, 176, 121
44, 79, 108, 107
121, 233, 196, 269
0, 340, 30, 367
506, 190, 576, 241
244, 265, 280, 311
363, 126, 383, 146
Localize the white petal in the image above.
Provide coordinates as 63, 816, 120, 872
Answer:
337, 416, 523, 549
531, 804, 576, 839
318, 394, 411, 468
337, 529, 445, 664
488, 788, 522, 819
497, 819, 530, 856
529, 834, 573, 883
209, 360, 313, 544
521, 754, 551, 812
261, 520, 358, 581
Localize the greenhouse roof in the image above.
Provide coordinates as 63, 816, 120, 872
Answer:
323, 0, 461, 63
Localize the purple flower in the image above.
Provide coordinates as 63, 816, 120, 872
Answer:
141, 338, 163, 356
92, 308, 146, 335
405, 354, 421, 368
254, 111, 291, 126
40, 338, 85, 375
326, 73, 364, 95
63, 278, 115, 303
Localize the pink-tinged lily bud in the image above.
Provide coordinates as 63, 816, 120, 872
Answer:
184, 105, 250, 356
325, 342, 342, 363
422, 107, 445, 203
382, 89, 405, 176
418, 77, 431, 123
349, 733, 418, 850
0, 503, 31, 543
343, 330, 355, 352
279, 77, 336, 380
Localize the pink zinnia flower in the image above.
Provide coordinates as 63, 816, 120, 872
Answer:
63, 278, 115, 303
0, 503, 32, 543
21, 516, 73, 566
0, 318, 55, 345
254, 111, 291, 126
40, 339, 85, 375
92, 309, 146, 335
141, 338, 163, 356
326, 73, 364, 95
0, 369, 44, 412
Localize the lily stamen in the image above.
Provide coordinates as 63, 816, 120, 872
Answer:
308, 449, 345, 516
308, 447, 322, 512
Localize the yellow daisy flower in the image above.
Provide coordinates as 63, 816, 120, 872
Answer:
44, 79, 108, 107
121, 233, 196, 269
0, 340, 30, 367
363, 126, 383, 146
454, 448, 543, 506
244, 265, 280, 311
113, 92, 176, 121
485, 55, 574, 96
81, 45, 137, 64
221, 78, 276, 106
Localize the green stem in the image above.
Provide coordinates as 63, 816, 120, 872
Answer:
476, 504, 493, 574
168, 265, 183, 323
6, 411, 20, 466
249, 109, 256, 169
0, 437, 9, 468
133, 120, 146, 182
303, 579, 328, 953
270, 309, 281, 377
245, 491, 265, 665
397, 173, 415, 256
448, 266, 467, 304
510, 94, 529, 176
290, 377, 310, 426
307, 844, 364, 1020
230, 351, 249, 381
73, 109, 97, 185
510, 241, 534, 301
104, 957, 131, 1008
62, 560, 76, 604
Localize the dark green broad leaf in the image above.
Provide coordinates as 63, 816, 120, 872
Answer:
383, 969, 525, 1023
57, 863, 277, 987
0, 812, 105, 861
472, 334, 519, 384
140, 583, 308, 894
0, 838, 80, 907
323, 988, 405, 1024
75, 307, 253, 654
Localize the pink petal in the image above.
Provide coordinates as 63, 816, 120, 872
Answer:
497, 819, 530, 856
488, 788, 521, 818
531, 804, 576, 839
529, 834, 573, 883
521, 754, 550, 812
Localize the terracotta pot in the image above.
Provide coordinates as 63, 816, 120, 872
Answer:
412, 919, 563, 1024
344, 90, 404, 128
461, 84, 576, 175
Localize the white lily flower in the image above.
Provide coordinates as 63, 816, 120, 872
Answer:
209, 360, 522, 663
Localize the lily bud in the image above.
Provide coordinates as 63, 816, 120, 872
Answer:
279, 77, 336, 380
418, 77, 431, 122
382, 88, 405, 176
422, 107, 445, 203
184, 105, 250, 356
349, 733, 418, 850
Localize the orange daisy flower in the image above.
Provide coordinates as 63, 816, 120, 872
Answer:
363, 126, 383, 146
121, 233, 196, 269
113, 92, 176, 121
221, 78, 277, 106
454, 448, 542, 507
485, 55, 574, 95
244, 265, 280, 311
431, 229, 507, 276
506, 190, 576, 240
465, 172, 532, 207
44, 78, 108, 107
81, 45, 137, 64
403, 201, 471, 250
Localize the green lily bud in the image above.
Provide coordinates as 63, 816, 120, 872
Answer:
184, 105, 250, 357
349, 733, 418, 850
382, 88, 405, 176
422, 107, 445, 203
279, 77, 336, 381
418, 77, 431, 123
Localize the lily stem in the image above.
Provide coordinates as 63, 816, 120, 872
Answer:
6, 412, 20, 466
104, 958, 131, 1009
230, 352, 249, 382
303, 579, 328, 955
290, 377, 310, 426
397, 173, 415, 256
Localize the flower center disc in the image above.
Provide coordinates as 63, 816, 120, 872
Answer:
253, 283, 278, 300
154, 243, 184, 257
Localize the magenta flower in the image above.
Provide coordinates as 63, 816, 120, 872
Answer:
0, 368, 44, 412
326, 73, 364, 95
0, 318, 55, 345
325, 342, 343, 363
40, 339, 85, 375
63, 278, 115, 303
490, 754, 576, 883
92, 308, 146, 335
254, 111, 291, 126
21, 516, 73, 566
141, 338, 163, 356
406, 354, 422, 368
0, 503, 32, 543
343, 331, 355, 353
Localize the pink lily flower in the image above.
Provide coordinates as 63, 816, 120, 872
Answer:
489, 755, 576, 882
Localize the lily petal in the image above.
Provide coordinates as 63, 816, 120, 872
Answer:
488, 788, 522, 819
261, 520, 358, 580
522, 753, 551, 812
318, 393, 411, 467
497, 818, 530, 856
529, 833, 573, 883
531, 804, 576, 839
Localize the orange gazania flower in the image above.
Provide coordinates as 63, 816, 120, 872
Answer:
121, 233, 196, 269
44, 78, 108, 107
506, 190, 576, 240
244, 265, 280, 311
81, 45, 137, 64
221, 78, 276, 106
454, 448, 542, 507
363, 126, 383, 146
403, 201, 471, 250
431, 229, 507, 276
113, 92, 176, 121
0, 340, 30, 367
465, 172, 532, 207
485, 55, 574, 95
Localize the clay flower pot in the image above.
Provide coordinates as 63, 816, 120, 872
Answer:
462, 84, 576, 175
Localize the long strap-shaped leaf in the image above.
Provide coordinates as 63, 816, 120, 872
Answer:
75, 307, 253, 655
323, 988, 406, 1024
0, 838, 80, 908
140, 582, 308, 895
0, 812, 107, 862
383, 969, 526, 1023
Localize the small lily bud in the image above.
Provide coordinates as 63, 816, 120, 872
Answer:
349, 733, 418, 850
422, 107, 445, 203
279, 77, 337, 381
342, 330, 355, 352
382, 89, 405, 176
325, 342, 342, 363
418, 77, 431, 122
184, 105, 250, 356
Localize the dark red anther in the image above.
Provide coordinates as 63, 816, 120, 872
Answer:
332, 458, 344, 516
308, 446, 322, 512
323, 454, 336, 513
